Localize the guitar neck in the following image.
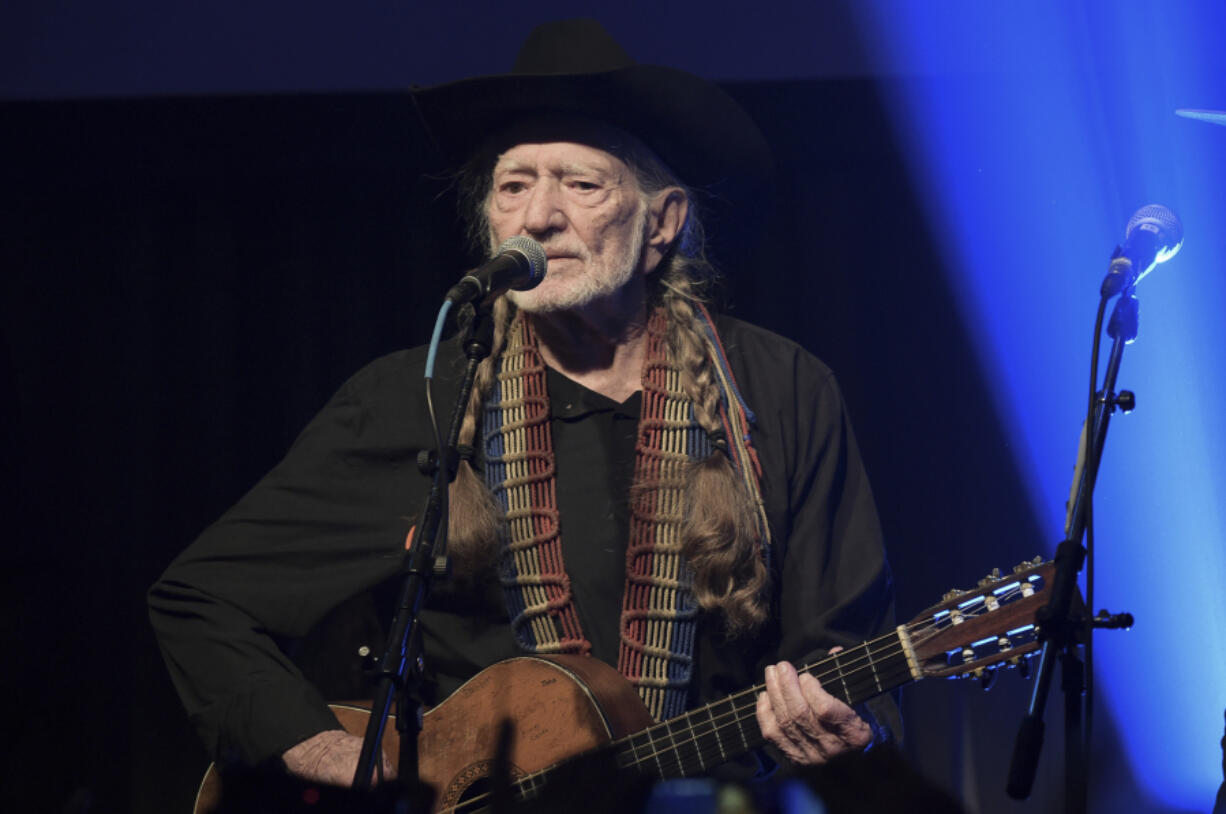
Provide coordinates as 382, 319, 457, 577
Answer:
609, 627, 918, 779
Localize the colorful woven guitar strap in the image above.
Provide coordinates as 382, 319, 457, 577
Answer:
482, 306, 771, 720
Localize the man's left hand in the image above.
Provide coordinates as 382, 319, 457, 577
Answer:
756, 657, 873, 765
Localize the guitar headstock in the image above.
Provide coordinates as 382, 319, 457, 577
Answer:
904, 557, 1054, 679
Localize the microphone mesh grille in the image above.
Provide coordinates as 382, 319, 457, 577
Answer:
497, 235, 548, 288
1125, 204, 1183, 245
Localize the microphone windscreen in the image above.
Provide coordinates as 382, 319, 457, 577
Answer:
497, 235, 548, 290
1125, 204, 1183, 265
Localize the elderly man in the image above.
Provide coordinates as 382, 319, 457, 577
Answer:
150, 19, 896, 796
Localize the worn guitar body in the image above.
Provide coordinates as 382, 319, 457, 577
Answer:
418, 655, 655, 811
196, 655, 655, 814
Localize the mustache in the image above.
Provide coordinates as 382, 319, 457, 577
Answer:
541, 244, 588, 260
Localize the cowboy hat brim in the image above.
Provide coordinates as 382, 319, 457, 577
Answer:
411, 63, 774, 212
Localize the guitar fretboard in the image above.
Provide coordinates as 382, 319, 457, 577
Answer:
502, 627, 918, 807
610, 627, 916, 779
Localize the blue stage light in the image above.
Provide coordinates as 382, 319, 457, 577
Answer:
850, 2, 1226, 809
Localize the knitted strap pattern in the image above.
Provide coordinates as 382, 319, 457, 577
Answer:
484, 315, 590, 656
617, 310, 704, 720
483, 307, 770, 721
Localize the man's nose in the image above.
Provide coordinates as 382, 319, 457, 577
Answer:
522, 180, 566, 236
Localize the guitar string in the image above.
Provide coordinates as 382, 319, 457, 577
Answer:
617, 664, 916, 776
625, 579, 1032, 750
595, 579, 1036, 773
444, 641, 921, 812
572, 580, 1032, 781
553, 581, 1027, 784
434, 664, 921, 814
430, 647, 916, 814
421, 629, 918, 814
441, 583, 1036, 814
435, 578, 1038, 812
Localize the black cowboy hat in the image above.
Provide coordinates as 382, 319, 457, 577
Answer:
411, 19, 774, 211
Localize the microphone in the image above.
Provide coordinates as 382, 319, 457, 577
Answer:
1100, 204, 1183, 297
445, 236, 548, 304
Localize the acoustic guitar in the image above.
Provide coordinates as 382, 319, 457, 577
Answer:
195, 558, 1055, 813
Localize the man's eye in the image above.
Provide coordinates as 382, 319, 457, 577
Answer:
569, 181, 600, 192
499, 181, 527, 194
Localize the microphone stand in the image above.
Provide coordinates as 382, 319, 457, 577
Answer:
1006, 290, 1138, 810
351, 304, 495, 799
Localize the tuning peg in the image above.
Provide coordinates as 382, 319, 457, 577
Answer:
1013, 556, 1043, 574
943, 588, 965, 602
978, 567, 1002, 587
1018, 655, 1032, 680
979, 668, 997, 691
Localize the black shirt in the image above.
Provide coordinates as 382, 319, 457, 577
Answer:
547, 366, 641, 668
149, 316, 896, 767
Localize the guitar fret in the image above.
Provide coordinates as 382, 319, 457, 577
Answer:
834, 649, 851, 703
687, 707, 711, 774
731, 696, 752, 752
705, 703, 727, 763
620, 729, 649, 775
865, 645, 883, 693
841, 640, 912, 706
796, 637, 907, 708
636, 728, 664, 779
691, 714, 710, 775
654, 720, 677, 777
649, 726, 666, 778
667, 716, 693, 777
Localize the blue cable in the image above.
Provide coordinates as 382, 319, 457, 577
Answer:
424, 299, 453, 379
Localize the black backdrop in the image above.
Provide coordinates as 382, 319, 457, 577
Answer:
2, 80, 1171, 813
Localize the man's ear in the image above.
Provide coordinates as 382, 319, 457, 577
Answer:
642, 187, 689, 275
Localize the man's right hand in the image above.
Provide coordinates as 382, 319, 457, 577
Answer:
281, 729, 396, 787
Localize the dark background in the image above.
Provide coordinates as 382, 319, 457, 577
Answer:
2, 80, 1173, 813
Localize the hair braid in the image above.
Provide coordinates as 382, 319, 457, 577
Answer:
445, 297, 514, 575
659, 266, 769, 636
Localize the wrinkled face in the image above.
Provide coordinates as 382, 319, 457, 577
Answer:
485, 141, 648, 314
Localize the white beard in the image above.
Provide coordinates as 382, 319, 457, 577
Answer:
504, 207, 648, 314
